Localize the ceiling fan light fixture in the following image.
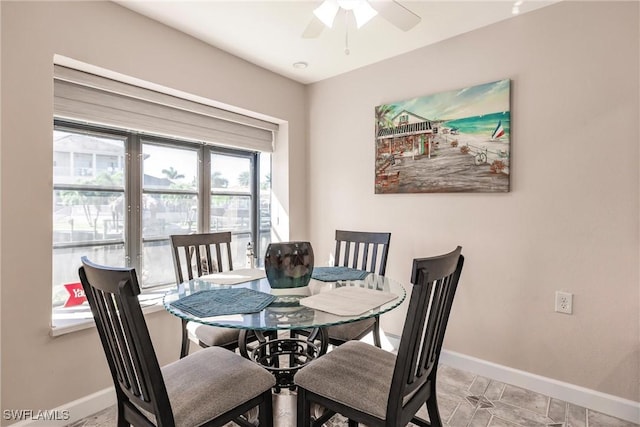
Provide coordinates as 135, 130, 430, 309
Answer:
352, 1, 378, 28
314, 0, 340, 28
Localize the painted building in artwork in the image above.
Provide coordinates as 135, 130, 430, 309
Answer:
376, 109, 434, 157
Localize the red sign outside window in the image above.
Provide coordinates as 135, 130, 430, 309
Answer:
64, 282, 87, 307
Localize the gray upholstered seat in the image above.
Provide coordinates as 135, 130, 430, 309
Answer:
295, 341, 395, 420
162, 347, 275, 427
323, 318, 376, 343
187, 322, 241, 348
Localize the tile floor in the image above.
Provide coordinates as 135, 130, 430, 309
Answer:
67, 364, 637, 427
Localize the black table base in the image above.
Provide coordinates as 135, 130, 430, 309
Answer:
239, 329, 328, 392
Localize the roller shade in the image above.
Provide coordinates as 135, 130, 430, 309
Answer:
54, 65, 276, 152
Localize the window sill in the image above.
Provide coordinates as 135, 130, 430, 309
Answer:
50, 289, 169, 337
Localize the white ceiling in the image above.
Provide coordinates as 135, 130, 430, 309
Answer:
114, 0, 558, 84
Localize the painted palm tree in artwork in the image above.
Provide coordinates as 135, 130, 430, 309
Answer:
375, 104, 396, 134
375, 104, 397, 157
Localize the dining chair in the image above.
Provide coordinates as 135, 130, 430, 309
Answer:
295, 246, 464, 427
327, 229, 391, 348
170, 232, 242, 358
79, 257, 275, 427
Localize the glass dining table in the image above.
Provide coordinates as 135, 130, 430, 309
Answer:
163, 272, 406, 391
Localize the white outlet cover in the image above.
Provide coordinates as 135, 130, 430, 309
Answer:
555, 291, 573, 314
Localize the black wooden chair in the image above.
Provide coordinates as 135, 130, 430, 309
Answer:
79, 257, 275, 427
170, 232, 242, 358
295, 246, 464, 427
326, 230, 391, 348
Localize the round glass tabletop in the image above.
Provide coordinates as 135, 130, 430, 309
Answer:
163, 274, 406, 331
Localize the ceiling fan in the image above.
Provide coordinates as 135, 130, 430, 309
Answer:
302, 0, 421, 39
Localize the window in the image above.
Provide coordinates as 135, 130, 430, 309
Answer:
210, 153, 253, 262
141, 142, 200, 287
52, 120, 271, 312
52, 128, 126, 308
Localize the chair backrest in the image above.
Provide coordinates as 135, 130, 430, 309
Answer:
334, 230, 391, 275
170, 232, 234, 284
387, 246, 464, 425
79, 257, 175, 426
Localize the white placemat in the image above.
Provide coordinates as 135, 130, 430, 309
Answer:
299, 286, 398, 316
199, 268, 266, 285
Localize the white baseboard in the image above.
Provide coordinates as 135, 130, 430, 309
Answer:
439, 348, 640, 424
7, 387, 115, 427
383, 334, 639, 424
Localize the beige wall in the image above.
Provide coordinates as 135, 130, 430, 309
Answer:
307, 1, 639, 401
0, 0, 307, 419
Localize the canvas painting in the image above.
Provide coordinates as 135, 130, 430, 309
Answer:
375, 79, 511, 193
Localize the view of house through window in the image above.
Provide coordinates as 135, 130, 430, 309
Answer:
52, 121, 272, 311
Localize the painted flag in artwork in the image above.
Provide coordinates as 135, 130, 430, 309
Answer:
491, 120, 505, 140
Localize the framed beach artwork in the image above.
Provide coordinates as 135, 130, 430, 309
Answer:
375, 79, 511, 193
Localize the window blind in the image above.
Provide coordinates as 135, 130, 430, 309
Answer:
53, 65, 276, 152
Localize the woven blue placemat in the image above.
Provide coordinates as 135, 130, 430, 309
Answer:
170, 288, 276, 318
311, 266, 370, 282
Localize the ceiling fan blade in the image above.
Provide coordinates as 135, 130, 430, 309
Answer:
371, 0, 421, 31
302, 15, 326, 38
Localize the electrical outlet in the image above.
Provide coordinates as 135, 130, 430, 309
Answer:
555, 291, 573, 314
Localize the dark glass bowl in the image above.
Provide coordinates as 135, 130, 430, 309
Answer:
264, 241, 314, 289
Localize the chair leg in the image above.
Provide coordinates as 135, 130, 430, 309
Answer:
425, 385, 443, 427
258, 390, 274, 427
116, 401, 129, 427
180, 319, 190, 359
372, 316, 382, 348
296, 388, 311, 427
